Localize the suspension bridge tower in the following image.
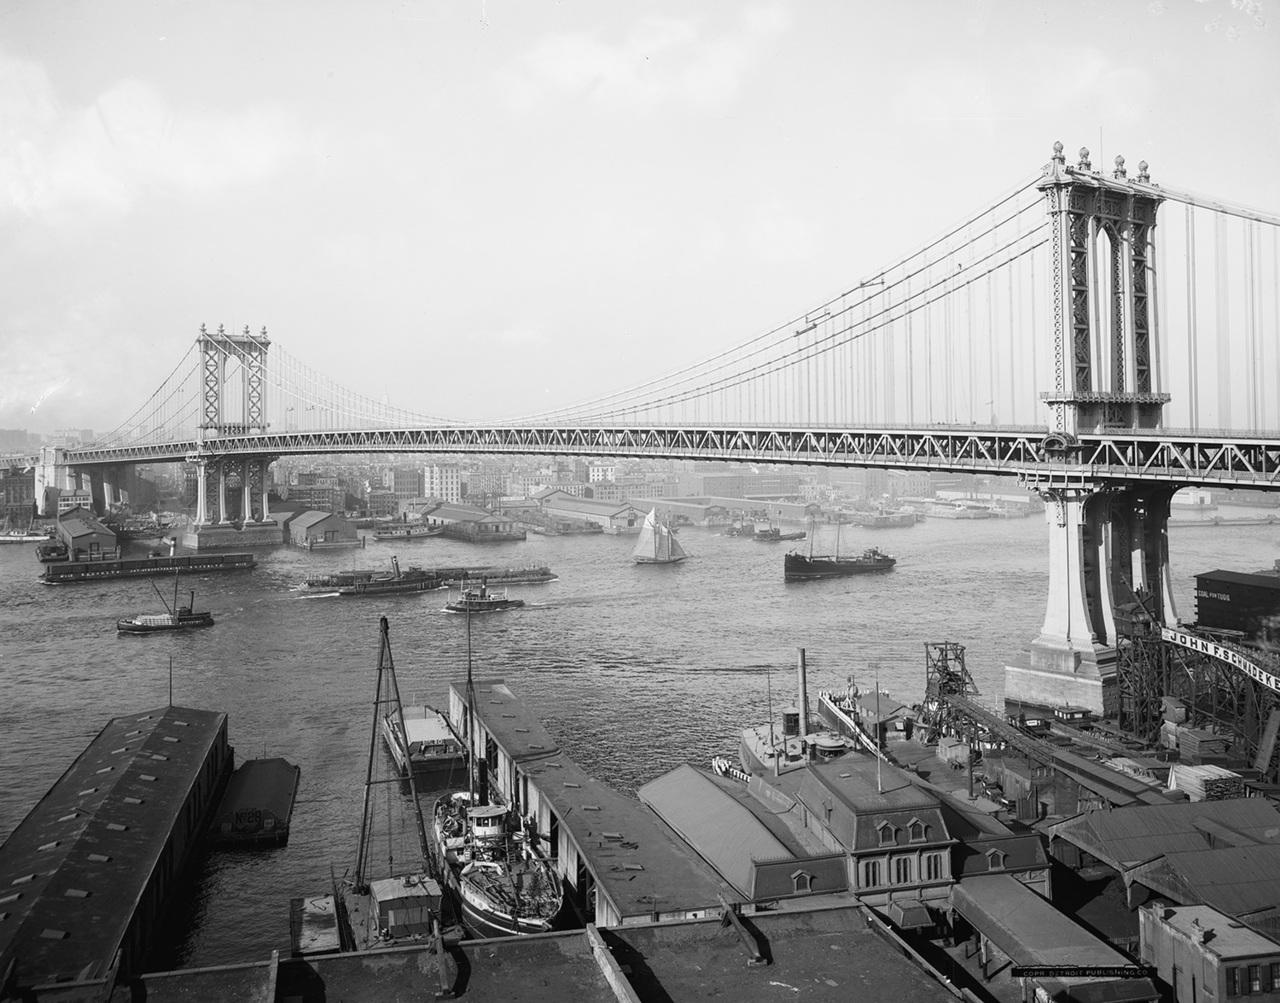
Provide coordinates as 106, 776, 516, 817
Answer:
1006, 143, 1178, 718
185, 324, 280, 548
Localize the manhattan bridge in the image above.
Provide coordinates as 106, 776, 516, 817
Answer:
13, 141, 1280, 772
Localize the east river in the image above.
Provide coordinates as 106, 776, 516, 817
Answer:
1, 511, 1276, 967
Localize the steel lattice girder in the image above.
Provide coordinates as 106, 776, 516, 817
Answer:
58, 426, 1280, 488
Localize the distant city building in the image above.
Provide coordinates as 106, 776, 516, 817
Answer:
384, 467, 423, 508
57, 489, 94, 515
364, 489, 398, 518
0, 466, 36, 524
678, 471, 801, 498
283, 484, 345, 513
587, 463, 615, 483
424, 464, 463, 504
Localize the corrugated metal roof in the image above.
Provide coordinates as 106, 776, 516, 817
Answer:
1127, 844, 1280, 918
638, 764, 794, 897
1051, 797, 1280, 869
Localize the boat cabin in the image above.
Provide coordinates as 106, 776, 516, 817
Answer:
368, 875, 441, 938
1054, 705, 1094, 726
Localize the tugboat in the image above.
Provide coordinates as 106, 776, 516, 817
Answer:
443, 580, 524, 614
337, 556, 442, 596
432, 607, 562, 938
753, 523, 806, 543
784, 521, 895, 581
116, 576, 215, 633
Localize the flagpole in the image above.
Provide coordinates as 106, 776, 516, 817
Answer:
875, 662, 883, 794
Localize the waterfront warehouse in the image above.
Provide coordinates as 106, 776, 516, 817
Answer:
0, 706, 233, 997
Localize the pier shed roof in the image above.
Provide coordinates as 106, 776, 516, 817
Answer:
1126, 843, 1280, 921
952, 873, 1157, 1000
0, 706, 228, 989
520, 755, 735, 920
1049, 797, 1280, 870
456, 678, 561, 763
638, 764, 795, 897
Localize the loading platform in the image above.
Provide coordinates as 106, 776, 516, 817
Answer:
947, 695, 1171, 807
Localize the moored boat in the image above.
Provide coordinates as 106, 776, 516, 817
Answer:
0, 527, 49, 544
432, 795, 563, 939
372, 522, 443, 541
381, 704, 467, 781
443, 582, 524, 614
332, 618, 460, 954
431, 611, 563, 939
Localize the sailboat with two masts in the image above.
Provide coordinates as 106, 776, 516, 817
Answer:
431, 607, 563, 939
332, 617, 457, 952
783, 517, 896, 581
632, 508, 689, 565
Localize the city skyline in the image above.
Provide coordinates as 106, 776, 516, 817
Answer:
3, 1, 1277, 434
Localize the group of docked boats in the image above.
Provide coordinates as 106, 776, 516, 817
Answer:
314, 615, 563, 959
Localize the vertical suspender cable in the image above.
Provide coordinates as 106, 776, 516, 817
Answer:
1186, 204, 1198, 429
1214, 212, 1231, 429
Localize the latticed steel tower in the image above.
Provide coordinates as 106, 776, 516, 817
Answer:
920, 641, 977, 742
198, 323, 271, 439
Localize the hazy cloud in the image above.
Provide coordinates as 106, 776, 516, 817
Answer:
498, 6, 791, 113
0, 52, 303, 221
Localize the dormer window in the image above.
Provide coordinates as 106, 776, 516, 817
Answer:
908, 818, 927, 843
986, 849, 1006, 871
877, 822, 897, 847
790, 870, 814, 894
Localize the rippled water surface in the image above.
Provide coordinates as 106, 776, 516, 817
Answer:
1, 513, 1276, 966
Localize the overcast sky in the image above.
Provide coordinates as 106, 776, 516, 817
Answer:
2, 0, 1277, 434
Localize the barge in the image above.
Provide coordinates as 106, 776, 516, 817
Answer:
209, 757, 301, 847
42, 552, 256, 584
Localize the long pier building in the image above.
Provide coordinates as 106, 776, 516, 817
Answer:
0, 706, 233, 1000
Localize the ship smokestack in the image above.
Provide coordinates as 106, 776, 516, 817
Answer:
797, 648, 809, 742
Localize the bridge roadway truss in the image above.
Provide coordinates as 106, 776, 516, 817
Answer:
50, 425, 1280, 491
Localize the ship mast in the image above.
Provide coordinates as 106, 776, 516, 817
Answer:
355, 617, 431, 888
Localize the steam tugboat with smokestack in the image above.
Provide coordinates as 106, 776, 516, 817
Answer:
735, 649, 853, 777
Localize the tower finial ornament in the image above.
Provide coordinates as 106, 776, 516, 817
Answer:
1078, 147, 1091, 171
1052, 140, 1065, 164
1113, 154, 1127, 179
1137, 161, 1150, 183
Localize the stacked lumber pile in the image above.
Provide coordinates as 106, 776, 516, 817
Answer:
1177, 727, 1231, 764
1167, 763, 1246, 801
